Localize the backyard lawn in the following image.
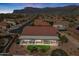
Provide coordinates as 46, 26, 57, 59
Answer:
27, 45, 50, 53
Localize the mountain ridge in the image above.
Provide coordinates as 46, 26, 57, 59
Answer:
13, 5, 79, 15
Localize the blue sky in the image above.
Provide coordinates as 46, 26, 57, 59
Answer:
0, 3, 79, 13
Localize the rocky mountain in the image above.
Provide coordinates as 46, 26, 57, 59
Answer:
13, 5, 79, 15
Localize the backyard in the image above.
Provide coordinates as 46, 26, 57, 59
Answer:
26, 45, 50, 55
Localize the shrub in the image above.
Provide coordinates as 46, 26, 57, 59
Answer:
27, 45, 38, 52
51, 49, 68, 56
27, 45, 50, 53
59, 35, 68, 43
39, 45, 50, 52
16, 39, 20, 44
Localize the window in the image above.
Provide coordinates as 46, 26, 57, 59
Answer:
35, 40, 42, 44
29, 40, 35, 44
22, 40, 28, 44
51, 40, 57, 44
43, 40, 50, 44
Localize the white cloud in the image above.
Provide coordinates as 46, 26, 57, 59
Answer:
0, 10, 12, 13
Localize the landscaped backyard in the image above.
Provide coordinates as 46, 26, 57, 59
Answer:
26, 45, 50, 55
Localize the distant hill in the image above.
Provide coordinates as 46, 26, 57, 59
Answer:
13, 5, 79, 15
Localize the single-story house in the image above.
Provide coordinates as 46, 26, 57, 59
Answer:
19, 26, 59, 46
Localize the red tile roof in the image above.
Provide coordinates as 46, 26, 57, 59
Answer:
22, 26, 58, 36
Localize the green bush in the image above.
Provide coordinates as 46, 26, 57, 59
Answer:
27, 45, 38, 52
27, 45, 50, 52
16, 39, 20, 44
59, 35, 68, 43
40, 45, 50, 52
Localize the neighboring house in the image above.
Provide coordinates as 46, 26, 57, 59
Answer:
34, 19, 50, 26
0, 21, 10, 31
53, 24, 67, 31
19, 26, 59, 46
6, 21, 16, 26
4, 19, 16, 26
